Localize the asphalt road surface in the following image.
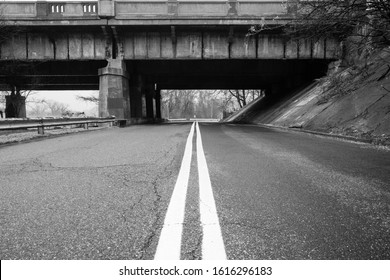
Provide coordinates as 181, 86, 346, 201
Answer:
0, 122, 389, 260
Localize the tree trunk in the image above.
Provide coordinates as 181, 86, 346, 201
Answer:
5, 94, 26, 118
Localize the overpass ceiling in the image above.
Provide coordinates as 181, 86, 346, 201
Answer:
0, 59, 330, 90
127, 60, 331, 89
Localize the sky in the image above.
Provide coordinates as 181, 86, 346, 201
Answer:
30, 90, 98, 112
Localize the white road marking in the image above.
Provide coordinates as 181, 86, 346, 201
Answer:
196, 122, 227, 260
154, 122, 195, 260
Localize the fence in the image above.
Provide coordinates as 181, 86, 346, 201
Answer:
0, 117, 116, 135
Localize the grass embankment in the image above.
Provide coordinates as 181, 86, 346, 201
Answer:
251, 49, 390, 145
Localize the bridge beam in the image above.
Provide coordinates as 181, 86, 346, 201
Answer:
98, 59, 130, 119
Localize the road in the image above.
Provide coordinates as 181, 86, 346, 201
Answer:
0, 122, 389, 260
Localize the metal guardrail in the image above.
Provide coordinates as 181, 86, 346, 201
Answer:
0, 117, 116, 135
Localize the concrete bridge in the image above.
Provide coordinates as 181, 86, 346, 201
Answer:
0, 0, 340, 122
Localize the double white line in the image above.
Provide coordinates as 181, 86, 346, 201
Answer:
154, 122, 226, 260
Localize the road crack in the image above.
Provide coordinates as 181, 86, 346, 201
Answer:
138, 179, 162, 259
182, 227, 202, 260
137, 145, 178, 259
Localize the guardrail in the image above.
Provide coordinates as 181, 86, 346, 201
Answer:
0, 117, 116, 135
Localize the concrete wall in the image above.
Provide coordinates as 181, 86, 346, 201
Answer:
0, 30, 340, 60
121, 32, 339, 60
0, 1, 340, 61
0, 32, 107, 60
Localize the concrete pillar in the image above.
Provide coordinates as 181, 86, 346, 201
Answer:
5, 94, 26, 118
141, 92, 147, 119
130, 74, 144, 119
155, 89, 162, 119
145, 81, 155, 120
98, 59, 130, 119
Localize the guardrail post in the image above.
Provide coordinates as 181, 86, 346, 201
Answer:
38, 126, 44, 135
37, 119, 44, 135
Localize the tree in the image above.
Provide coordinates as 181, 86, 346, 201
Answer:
162, 90, 196, 119
77, 94, 99, 104
26, 99, 75, 118
160, 89, 264, 120
0, 11, 37, 118
44, 101, 70, 117
249, 0, 390, 60
27, 102, 48, 118
195, 90, 220, 118
227, 89, 263, 108
0, 61, 41, 118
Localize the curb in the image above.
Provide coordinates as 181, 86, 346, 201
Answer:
252, 123, 376, 144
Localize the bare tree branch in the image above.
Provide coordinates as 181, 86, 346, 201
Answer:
249, 0, 390, 60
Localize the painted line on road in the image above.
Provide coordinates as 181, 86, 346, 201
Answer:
196, 122, 227, 260
154, 122, 195, 260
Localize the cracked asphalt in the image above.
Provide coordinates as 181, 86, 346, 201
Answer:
0, 124, 186, 259
1, 122, 390, 259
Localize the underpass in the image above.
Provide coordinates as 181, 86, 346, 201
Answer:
0, 0, 339, 121
1, 0, 389, 264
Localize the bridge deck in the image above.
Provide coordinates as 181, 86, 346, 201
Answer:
0, 0, 291, 25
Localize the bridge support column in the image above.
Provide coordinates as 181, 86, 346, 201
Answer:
141, 92, 147, 119
130, 74, 145, 120
129, 74, 154, 123
145, 81, 155, 120
155, 89, 162, 120
98, 59, 130, 120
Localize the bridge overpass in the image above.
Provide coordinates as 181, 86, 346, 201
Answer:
0, 0, 340, 121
